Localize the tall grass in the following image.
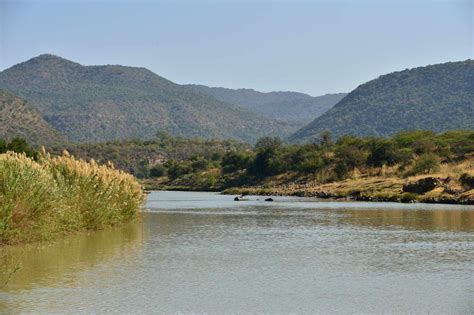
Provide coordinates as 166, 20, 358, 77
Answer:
0, 151, 144, 244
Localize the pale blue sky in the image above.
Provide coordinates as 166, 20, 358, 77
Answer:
0, 0, 472, 95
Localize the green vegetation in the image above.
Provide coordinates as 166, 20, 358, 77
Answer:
50, 131, 249, 178
0, 137, 38, 158
127, 130, 474, 203
0, 90, 65, 146
0, 54, 294, 143
186, 84, 346, 125
0, 150, 144, 245
291, 60, 474, 142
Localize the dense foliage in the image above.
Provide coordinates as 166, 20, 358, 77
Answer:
143, 130, 474, 190
0, 90, 65, 146
0, 54, 293, 143
0, 137, 37, 158
50, 132, 249, 179
0, 150, 144, 244
291, 60, 474, 142
187, 85, 346, 125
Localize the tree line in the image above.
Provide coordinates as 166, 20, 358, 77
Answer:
154, 130, 474, 189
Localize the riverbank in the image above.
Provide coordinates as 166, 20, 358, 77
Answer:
138, 131, 474, 205
0, 151, 144, 245
221, 172, 474, 205
145, 165, 474, 205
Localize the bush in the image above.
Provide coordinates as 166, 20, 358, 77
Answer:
409, 154, 440, 175
254, 136, 282, 151
247, 148, 281, 177
149, 165, 165, 177
334, 161, 349, 180
191, 159, 209, 172
367, 139, 399, 167
222, 152, 251, 174
165, 160, 193, 180
6, 138, 37, 158
298, 155, 324, 173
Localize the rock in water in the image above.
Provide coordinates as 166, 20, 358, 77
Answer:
402, 177, 441, 194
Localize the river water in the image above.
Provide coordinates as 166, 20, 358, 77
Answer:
1, 191, 474, 314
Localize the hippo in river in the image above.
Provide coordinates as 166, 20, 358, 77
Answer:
234, 195, 249, 201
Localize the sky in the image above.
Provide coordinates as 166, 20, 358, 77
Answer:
0, 0, 472, 96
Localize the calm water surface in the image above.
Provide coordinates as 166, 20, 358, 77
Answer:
1, 191, 474, 314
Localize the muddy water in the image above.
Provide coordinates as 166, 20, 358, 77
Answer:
1, 191, 473, 313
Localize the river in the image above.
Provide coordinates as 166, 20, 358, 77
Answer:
1, 191, 474, 313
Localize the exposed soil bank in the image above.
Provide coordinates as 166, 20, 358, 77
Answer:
221, 175, 474, 205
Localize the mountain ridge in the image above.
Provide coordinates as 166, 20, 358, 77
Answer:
0, 89, 66, 146
290, 60, 474, 142
185, 84, 346, 125
0, 54, 295, 143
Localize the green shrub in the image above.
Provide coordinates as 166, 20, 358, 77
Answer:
149, 165, 165, 177
409, 153, 440, 175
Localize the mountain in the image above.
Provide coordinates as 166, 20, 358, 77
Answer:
0, 54, 294, 143
185, 85, 346, 125
290, 60, 474, 142
0, 89, 65, 146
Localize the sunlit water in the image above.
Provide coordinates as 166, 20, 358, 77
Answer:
1, 191, 474, 314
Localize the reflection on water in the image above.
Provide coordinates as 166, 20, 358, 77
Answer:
0, 220, 144, 311
1, 191, 474, 314
343, 208, 474, 231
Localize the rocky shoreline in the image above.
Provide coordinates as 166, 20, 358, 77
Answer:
221, 174, 474, 205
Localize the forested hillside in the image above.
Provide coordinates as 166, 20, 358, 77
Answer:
290, 60, 474, 142
0, 90, 65, 146
0, 54, 293, 143
49, 132, 249, 178
186, 84, 346, 125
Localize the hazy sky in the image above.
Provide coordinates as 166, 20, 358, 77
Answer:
0, 0, 472, 95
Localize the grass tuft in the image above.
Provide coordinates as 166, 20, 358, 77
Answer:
0, 151, 144, 245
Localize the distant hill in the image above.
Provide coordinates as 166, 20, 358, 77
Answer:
290, 60, 474, 142
0, 90, 65, 146
186, 85, 346, 125
0, 54, 293, 143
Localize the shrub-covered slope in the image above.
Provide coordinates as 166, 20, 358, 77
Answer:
290, 60, 474, 142
0, 55, 293, 143
186, 85, 346, 126
0, 90, 65, 146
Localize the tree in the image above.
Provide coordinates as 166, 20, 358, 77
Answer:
191, 159, 209, 172
0, 139, 6, 154
6, 137, 36, 158
410, 154, 440, 175
165, 160, 192, 180
320, 130, 333, 148
367, 139, 398, 167
149, 165, 166, 177
255, 136, 282, 151
221, 152, 251, 174
247, 148, 281, 178
335, 145, 367, 169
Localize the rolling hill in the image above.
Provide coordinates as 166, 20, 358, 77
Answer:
290, 60, 474, 142
0, 90, 65, 146
185, 85, 346, 125
0, 54, 293, 143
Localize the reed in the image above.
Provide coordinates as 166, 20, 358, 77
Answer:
0, 151, 144, 244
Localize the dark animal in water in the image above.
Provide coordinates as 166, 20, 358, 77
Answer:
234, 195, 249, 201
265, 198, 274, 202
